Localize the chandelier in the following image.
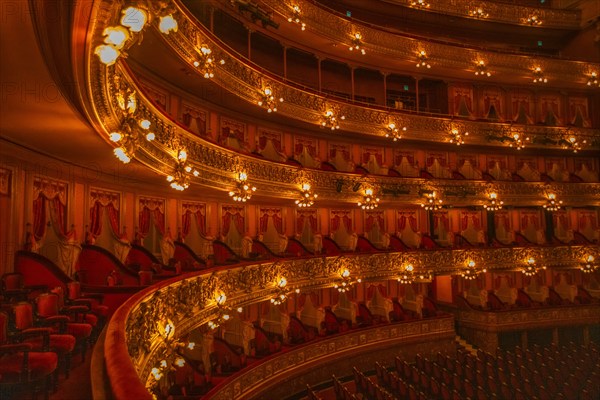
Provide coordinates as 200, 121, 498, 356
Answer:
561, 135, 587, 153
421, 191, 443, 211
410, 0, 430, 9
321, 109, 345, 130
580, 255, 597, 273
295, 183, 317, 207
349, 32, 366, 55
257, 86, 283, 113
460, 260, 487, 280
287, 5, 306, 30
397, 264, 415, 285
95, 4, 178, 66
508, 131, 529, 150
416, 50, 431, 68
333, 268, 361, 293
166, 150, 194, 191
206, 292, 243, 330
385, 122, 406, 141
229, 172, 256, 202
522, 257, 545, 277
468, 6, 488, 19
474, 60, 491, 77
193, 44, 225, 79
270, 277, 296, 305
483, 192, 503, 211
524, 14, 542, 26
543, 193, 562, 212
532, 67, 547, 84
449, 128, 468, 145
357, 188, 380, 210
587, 72, 599, 87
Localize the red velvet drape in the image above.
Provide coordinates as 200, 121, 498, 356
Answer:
33, 192, 67, 240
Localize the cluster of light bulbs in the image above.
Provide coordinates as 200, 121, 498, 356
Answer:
460, 260, 487, 281
193, 44, 225, 79
357, 188, 380, 210
334, 268, 361, 293
287, 5, 306, 31
257, 86, 283, 113
533, 67, 547, 84
580, 255, 597, 273
543, 193, 562, 212
229, 172, 256, 202
475, 60, 491, 77
385, 122, 406, 141
509, 132, 529, 150
483, 192, 503, 212
416, 51, 431, 69
349, 32, 366, 55
295, 183, 317, 208
522, 257, 546, 277
397, 264, 415, 285
421, 192, 443, 211
469, 7, 488, 19
321, 110, 345, 130
449, 128, 468, 146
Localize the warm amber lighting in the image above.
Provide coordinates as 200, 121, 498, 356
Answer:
449, 128, 468, 145
296, 183, 317, 207
474, 60, 491, 77
561, 135, 587, 153
508, 131, 529, 150
102, 26, 130, 49
532, 67, 547, 83
468, 6, 488, 19
421, 191, 443, 211
385, 122, 406, 141
543, 193, 562, 212
416, 50, 431, 68
114, 147, 131, 163
581, 255, 598, 273
321, 109, 345, 130
398, 264, 415, 284
357, 188, 380, 210
193, 44, 224, 79
349, 32, 366, 55
483, 192, 503, 211
158, 14, 178, 34
257, 86, 283, 113
587, 72, 599, 87
120, 7, 148, 33
522, 257, 545, 276
287, 5, 306, 30
95, 44, 120, 66
334, 268, 361, 292
229, 172, 256, 202
461, 260, 486, 280
410, 0, 430, 9
524, 14, 542, 26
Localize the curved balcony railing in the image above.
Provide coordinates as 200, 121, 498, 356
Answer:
102, 244, 599, 399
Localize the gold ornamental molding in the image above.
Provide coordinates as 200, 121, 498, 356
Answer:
109, 244, 599, 398
218, 0, 595, 85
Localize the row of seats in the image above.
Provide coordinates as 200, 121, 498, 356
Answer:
0, 273, 107, 399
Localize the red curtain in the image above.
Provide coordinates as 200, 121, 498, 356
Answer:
259, 213, 269, 233
331, 215, 341, 232
408, 216, 417, 231
33, 192, 67, 241
367, 284, 387, 300
223, 210, 244, 236
182, 210, 192, 238
33, 194, 47, 241
366, 216, 374, 233
461, 215, 469, 230
139, 207, 151, 238
342, 215, 352, 232
398, 215, 406, 231
138, 204, 165, 238
89, 201, 122, 238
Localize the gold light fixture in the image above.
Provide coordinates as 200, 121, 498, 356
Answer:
483, 192, 503, 211
229, 172, 256, 202
468, 6, 488, 19
561, 135, 587, 153
333, 268, 361, 293
508, 131, 529, 150
270, 277, 291, 305
397, 264, 415, 285
416, 50, 431, 68
421, 191, 443, 211
587, 72, 599, 87
385, 122, 406, 141
349, 32, 366, 55
449, 128, 468, 145
257, 86, 283, 113
532, 67, 547, 84
321, 109, 345, 130
206, 291, 243, 330
166, 149, 193, 191
358, 188, 380, 210
295, 183, 317, 207
524, 14, 542, 26
193, 44, 224, 79
543, 193, 562, 212
109, 99, 155, 165
460, 260, 487, 281
410, 0, 430, 9
287, 4, 306, 30
474, 60, 491, 77
580, 255, 597, 273
522, 257, 545, 277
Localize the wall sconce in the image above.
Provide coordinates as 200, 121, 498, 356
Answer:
522, 257, 545, 277
543, 193, 562, 212
397, 264, 415, 285
270, 277, 291, 305
357, 188, 380, 210
416, 50, 431, 68
560, 135, 587, 153
421, 191, 443, 211
468, 6, 488, 19
532, 67, 547, 84
460, 260, 486, 280
587, 72, 599, 87
524, 14, 542, 26
207, 291, 243, 330
483, 192, 503, 211
193, 44, 225, 79
287, 5, 306, 30
449, 128, 468, 145
229, 172, 256, 202
580, 255, 597, 273
109, 115, 155, 164
385, 122, 406, 141
166, 149, 193, 191
474, 60, 491, 77
410, 0, 430, 9
257, 86, 283, 113
295, 183, 317, 207
349, 32, 366, 55
508, 131, 529, 150
334, 268, 361, 293
321, 109, 345, 130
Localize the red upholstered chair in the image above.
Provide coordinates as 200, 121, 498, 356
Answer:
35, 293, 92, 362
13, 302, 75, 378
0, 311, 58, 400
51, 286, 101, 341
67, 281, 108, 320
1, 272, 47, 303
